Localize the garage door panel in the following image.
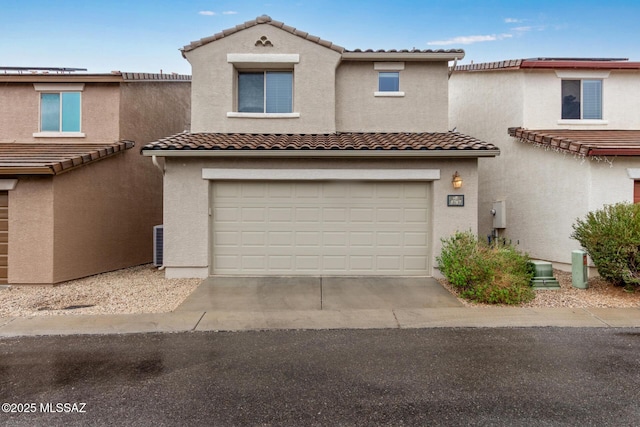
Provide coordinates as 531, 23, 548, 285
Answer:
350, 208, 375, 222
213, 207, 239, 222
295, 207, 320, 222
269, 231, 294, 246
268, 207, 293, 222
405, 208, 428, 222
212, 181, 430, 276
377, 208, 403, 222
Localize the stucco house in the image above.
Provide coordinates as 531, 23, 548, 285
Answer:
0, 69, 190, 284
449, 58, 640, 268
142, 15, 498, 279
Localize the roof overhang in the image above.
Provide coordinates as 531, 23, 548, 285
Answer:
342, 51, 464, 62
143, 149, 498, 159
0, 74, 124, 83
0, 141, 134, 176
141, 132, 499, 159
508, 127, 640, 157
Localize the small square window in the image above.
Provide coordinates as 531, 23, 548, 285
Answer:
238, 71, 292, 113
378, 72, 399, 92
561, 79, 602, 120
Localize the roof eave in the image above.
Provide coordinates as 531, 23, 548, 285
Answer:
0, 167, 54, 176
0, 74, 125, 83
342, 52, 465, 62
588, 149, 640, 156
142, 149, 499, 158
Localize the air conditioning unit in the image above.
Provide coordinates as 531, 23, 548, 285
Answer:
153, 225, 163, 267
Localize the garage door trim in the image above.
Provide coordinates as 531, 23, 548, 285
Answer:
203, 168, 440, 181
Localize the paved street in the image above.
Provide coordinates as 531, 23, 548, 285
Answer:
1, 328, 639, 426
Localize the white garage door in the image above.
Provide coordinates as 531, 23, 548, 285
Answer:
211, 181, 431, 276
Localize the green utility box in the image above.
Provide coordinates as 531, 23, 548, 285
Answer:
572, 250, 589, 289
530, 260, 560, 289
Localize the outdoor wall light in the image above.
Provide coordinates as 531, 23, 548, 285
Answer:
452, 171, 463, 189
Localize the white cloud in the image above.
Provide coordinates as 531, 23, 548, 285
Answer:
198, 11, 216, 16
512, 25, 546, 32
222, 11, 238, 15
427, 34, 512, 46
504, 18, 522, 23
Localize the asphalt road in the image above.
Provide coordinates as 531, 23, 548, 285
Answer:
1, 328, 639, 426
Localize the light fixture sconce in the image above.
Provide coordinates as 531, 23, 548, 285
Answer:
452, 171, 463, 189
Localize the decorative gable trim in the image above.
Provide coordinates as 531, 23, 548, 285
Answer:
182, 15, 345, 56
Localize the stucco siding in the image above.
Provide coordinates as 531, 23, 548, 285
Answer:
337, 62, 449, 132
51, 151, 154, 283
522, 70, 640, 130
450, 66, 640, 266
0, 84, 38, 142
185, 25, 341, 134
449, 70, 523, 239
0, 83, 120, 143
8, 177, 55, 284
162, 157, 478, 278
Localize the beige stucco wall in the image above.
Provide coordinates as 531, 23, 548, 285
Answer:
162, 156, 478, 278
522, 70, 640, 129
185, 25, 341, 134
4, 80, 191, 284
450, 68, 640, 266
8, 177, 55, 284
51, 151, 157, 283
336, 61, 450, 132
449, 70, 524, 240
0, 83, 120, 143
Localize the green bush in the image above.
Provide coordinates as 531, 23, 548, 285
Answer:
571, 202, 640, 288
437, 231, 535, 305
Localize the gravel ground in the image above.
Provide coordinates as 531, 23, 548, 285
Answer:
439, 270, 640, 308
2, 265, 639, 318
0, 264, 201, 318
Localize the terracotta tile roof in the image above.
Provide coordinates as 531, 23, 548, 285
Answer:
456, 58, 640, 72
120, 72, 191, 81
181, 15, 464, 59
0, 141, 134, 175
508, 128, 640, 156
141, 132, 498, 157
0, 72, 191, 83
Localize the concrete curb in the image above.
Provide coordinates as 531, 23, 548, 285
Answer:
2, 307, 640, 337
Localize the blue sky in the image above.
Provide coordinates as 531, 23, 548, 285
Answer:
2, 0, 639, 74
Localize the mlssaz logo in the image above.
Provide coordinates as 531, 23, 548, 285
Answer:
40, 402, 87, 413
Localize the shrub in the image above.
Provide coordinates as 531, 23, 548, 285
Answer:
437, 231, 535, 305
571, 202, 640, 288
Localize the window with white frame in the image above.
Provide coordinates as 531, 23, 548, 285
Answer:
238, 71, 293, 113
33, 83, 84, 136
378, 72, 399, 92
561, 79, 602, 120
40, 92, 81, 132
373, 62, 405, 97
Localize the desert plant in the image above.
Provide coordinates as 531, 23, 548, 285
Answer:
437, 231, 535, 305
571, 202, 640, 288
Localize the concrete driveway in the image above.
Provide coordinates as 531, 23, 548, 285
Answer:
175, 276, 463, 311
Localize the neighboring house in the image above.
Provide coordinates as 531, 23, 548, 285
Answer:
0, 69, 190, 284
142, 15, 498, 279
449, 58, 640, 268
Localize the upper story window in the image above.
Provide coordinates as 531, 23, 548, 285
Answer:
374, 62, 405, 97
226, 53, 300, 119
41, 92, 81, 132
238, 71, 293, 113
33, 83, 85, 137
378, 72, 399, 92
561, 79, 602, 120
